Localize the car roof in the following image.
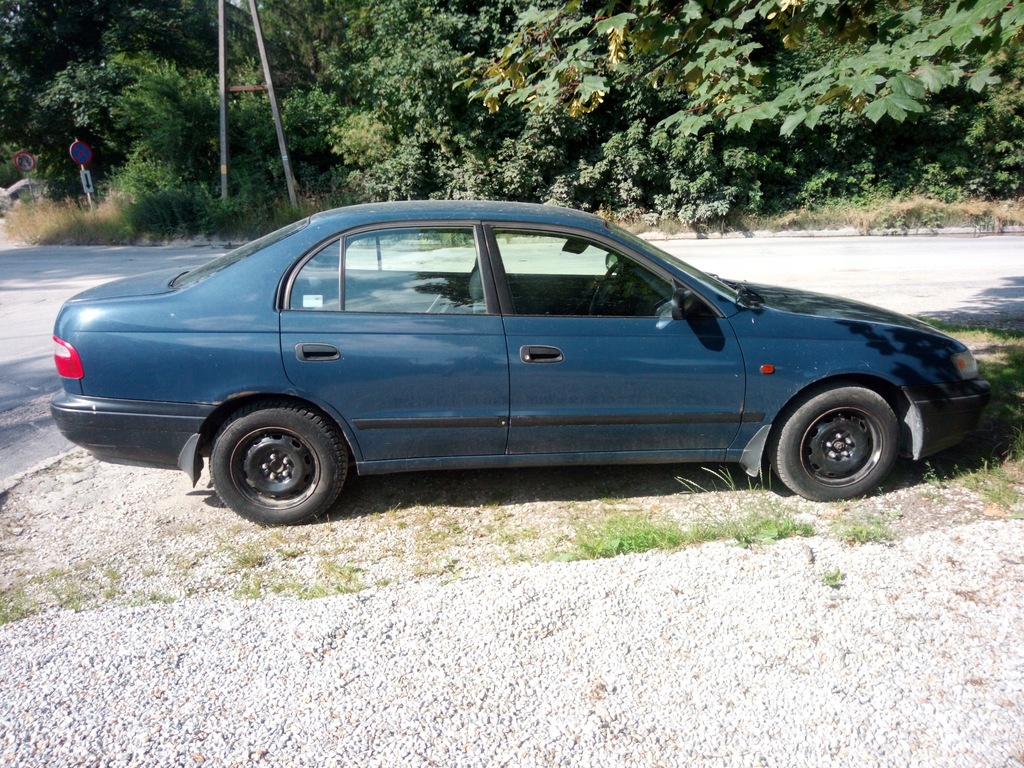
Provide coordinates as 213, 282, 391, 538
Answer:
309, 200, 609, 233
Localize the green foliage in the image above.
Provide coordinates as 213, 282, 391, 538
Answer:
3, 0, 1022, 236
470, 0, 1024, 136
127, 188, 213, 238
110, 61, 218, 196
0, 0, 215, 178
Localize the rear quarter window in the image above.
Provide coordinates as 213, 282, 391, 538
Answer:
174, 219, 309, 289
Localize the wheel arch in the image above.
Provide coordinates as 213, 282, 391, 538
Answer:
741, 374, 911, 477
765, 375, 904, 500
188, 393, 359, 480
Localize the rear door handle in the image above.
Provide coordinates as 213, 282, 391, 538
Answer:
296, 343, 340, 362
520, 345, 563, 364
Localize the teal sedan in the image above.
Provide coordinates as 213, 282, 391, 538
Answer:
51, 201, 990, 524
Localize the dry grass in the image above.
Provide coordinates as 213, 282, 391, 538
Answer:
742, 198, 1024, 234
6, 195, 1023, 245
4, 197, 134, 245
622, 197, 1024, 236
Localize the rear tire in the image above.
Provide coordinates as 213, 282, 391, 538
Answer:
770, 385, 899, 502
211, 401, 348, 525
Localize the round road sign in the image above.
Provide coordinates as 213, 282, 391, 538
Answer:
13, 151, 36, 173
69, 141, 93, 166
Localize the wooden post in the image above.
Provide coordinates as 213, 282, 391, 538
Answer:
248, 0, 299, 207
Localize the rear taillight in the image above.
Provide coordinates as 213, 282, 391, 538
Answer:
53, 336, 84, 379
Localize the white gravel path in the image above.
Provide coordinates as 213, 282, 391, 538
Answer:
2, 520, 1022, 767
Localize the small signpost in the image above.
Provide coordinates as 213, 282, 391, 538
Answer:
69, 140, 94, 210
12, 151, 38, 201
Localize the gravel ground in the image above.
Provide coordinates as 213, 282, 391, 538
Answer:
1, 227, 1022, 765
1, 447, 1023, 766
0, 519, 1022, 767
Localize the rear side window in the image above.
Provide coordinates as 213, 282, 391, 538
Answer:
289, 227, 486, 314
290, 244, 341, 310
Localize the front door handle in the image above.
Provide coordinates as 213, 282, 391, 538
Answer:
296, 343, 340, 362
520, 345, 564, 364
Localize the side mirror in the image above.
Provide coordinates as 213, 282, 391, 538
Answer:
671, 288, 697, 320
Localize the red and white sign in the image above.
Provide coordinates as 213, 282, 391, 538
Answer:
13, 151, 36, 173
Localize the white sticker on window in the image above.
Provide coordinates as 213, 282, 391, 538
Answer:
303, 295, 324, 309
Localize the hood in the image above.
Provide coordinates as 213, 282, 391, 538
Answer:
67, 268, 184, 302
747, 283, 939, 333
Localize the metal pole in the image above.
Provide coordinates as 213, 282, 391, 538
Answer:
218, 0, 229, 199
248, 0, 298, 207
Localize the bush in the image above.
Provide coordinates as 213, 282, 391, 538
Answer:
127, 188, 212, 238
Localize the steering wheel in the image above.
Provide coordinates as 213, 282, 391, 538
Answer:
589, 261, 623, 316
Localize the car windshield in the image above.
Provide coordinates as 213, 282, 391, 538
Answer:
606, 223, 739, 300
172, 218, 310, 288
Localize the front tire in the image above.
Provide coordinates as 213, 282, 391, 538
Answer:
211, 402, 348, 525
771, 385, 899, 502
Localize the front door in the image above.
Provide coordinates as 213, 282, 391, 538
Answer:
488, 228, 747, 457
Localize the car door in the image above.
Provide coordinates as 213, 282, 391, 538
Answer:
486, 227, 747, 457
280, 224, 510, 463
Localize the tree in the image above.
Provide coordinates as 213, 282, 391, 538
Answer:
469, 0, 1024, 135
0, 0, 215, 175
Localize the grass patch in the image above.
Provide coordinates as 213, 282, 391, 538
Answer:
820, 568, 845, 589
223, 542, 270, 571
732, 513, 815, 548
960, 461, 1021, 509
234, 559, 365, 600
567, 514, 687, 560
562, 510, 814, 561
833, 514, 896, 545
129, 591, 177, 606
32, 565, 124, 612
915, 322, 1024, 510
0, 583, 37, 625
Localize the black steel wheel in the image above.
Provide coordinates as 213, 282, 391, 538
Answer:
211, 401, 348, 525
771, 385, 899, 502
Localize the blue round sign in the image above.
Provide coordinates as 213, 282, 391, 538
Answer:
69, 141, 93, 166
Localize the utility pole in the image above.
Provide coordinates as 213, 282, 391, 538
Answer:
218, 0, 228, 199
217, 0, 299, 207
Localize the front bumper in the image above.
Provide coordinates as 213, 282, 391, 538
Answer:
50, 391, 214, 470
901, 379, 991, 460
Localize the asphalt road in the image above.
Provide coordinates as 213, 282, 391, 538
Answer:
661, 234, 1024, 322
0, 241, 222, 480
1, 234, 1021, 482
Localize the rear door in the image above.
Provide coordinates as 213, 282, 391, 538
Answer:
487, 227, 747, 457
281, 224, 509, 462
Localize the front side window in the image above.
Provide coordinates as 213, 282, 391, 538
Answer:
288, 227, 485, 313
492, 229, 674, 317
